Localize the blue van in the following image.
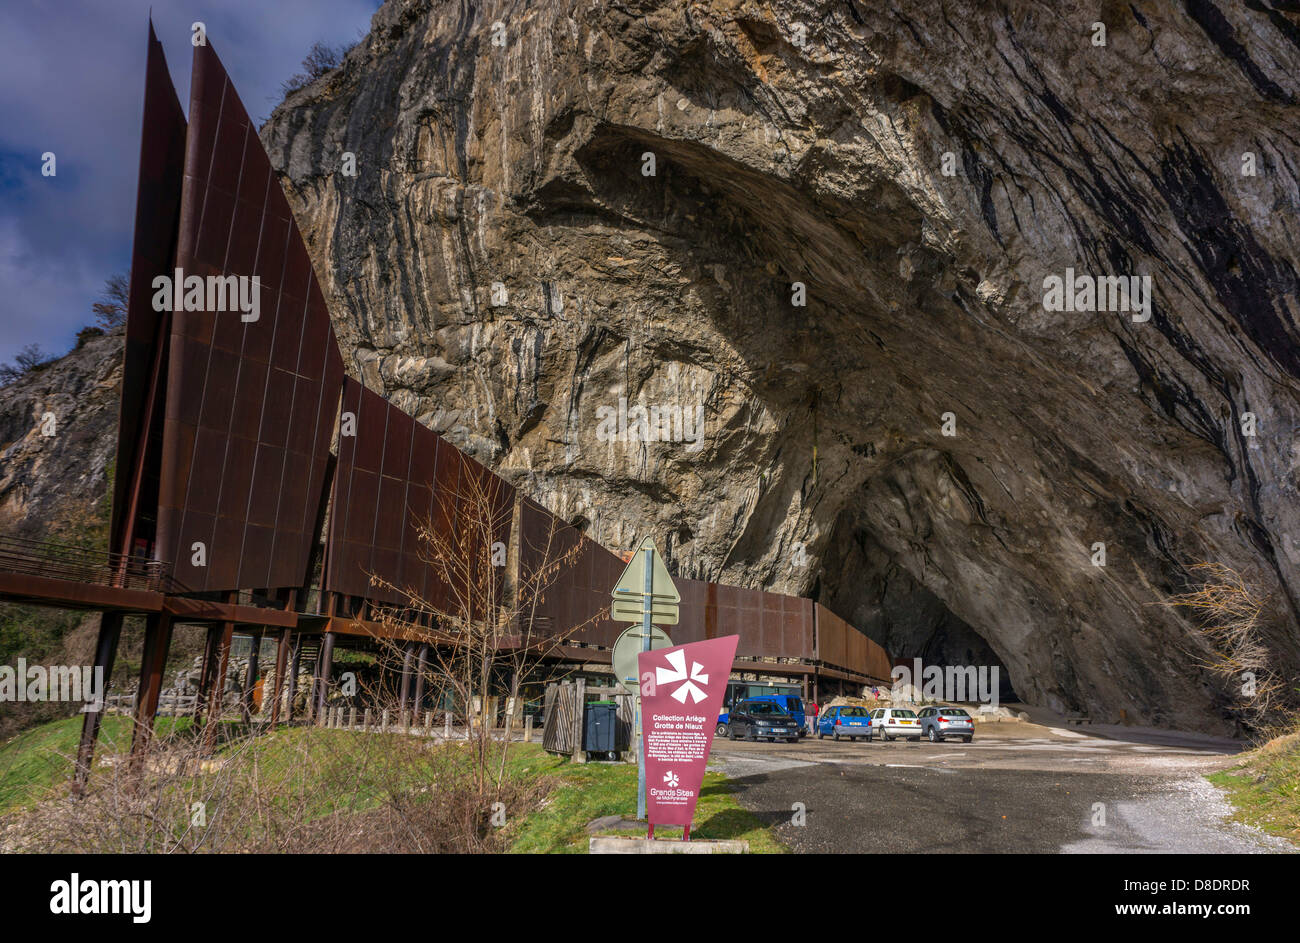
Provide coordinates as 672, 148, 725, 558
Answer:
717, 694, 806, 737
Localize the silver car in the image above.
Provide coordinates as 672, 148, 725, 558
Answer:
918, 706, 975, 742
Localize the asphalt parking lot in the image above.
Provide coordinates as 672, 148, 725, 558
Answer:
708, 722, 1294, 853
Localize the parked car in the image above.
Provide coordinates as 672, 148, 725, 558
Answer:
816, 705, 872, 740
718, 694, 807, 737
866, 707, 921, 741
918, 706, 975, 742
727, 699, 802, 742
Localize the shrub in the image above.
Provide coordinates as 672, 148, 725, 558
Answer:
280, 40, 355, 97
1167, 562, 1300, 737
0, 344, 54, 385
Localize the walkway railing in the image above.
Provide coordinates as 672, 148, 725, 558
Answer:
0, 533, 174, 592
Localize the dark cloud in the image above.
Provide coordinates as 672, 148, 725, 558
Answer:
0, 0, 380, 364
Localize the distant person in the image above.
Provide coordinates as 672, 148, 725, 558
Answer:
871, 685, 880, 701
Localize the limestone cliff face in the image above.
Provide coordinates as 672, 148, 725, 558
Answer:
259, 0, 1300, 731
0, 330, 122, 540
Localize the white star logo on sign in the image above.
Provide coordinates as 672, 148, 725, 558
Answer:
656, 649, 710, 704
663, 770, 679, 787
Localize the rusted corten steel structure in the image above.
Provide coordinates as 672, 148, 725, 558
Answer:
517, 497, 625, 648
158, 39, 344, 593
0, 27, 892, 789
324, 377, 514, 615
111, 21, 187, 568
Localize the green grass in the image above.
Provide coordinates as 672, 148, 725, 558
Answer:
0, 713, 192, 813
1, 717, 784, 852
1207, 730, 1300, 845
507, 748, 785, 853
217, 725, 477, 821
0, 713, 97, 811
0, 715, 499, 821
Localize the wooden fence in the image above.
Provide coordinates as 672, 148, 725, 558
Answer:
542, 680, 633, 763
104, 693, 198, 716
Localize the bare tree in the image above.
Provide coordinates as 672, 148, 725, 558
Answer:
366, 466, 601, 797
280, 40, 354, 96
0, 344, 53, 385
1166, 562, 1299, 737
91, 273, 129, 330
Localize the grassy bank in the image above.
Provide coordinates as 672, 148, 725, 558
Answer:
0, 714, 194, 813
507, 750, 784, 853
1, 717, 782, 852
1207, 730, 1300, 846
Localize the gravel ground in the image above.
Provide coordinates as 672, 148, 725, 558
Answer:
710, 724, 1293, 854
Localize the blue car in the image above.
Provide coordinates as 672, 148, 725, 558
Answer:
816, 705, 872, 740
717, 694, 806, 737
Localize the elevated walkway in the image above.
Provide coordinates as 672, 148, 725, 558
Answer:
0, 534, 168, 612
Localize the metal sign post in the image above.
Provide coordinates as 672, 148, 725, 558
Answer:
637, 543, 652, 820
609, 536, 680, 824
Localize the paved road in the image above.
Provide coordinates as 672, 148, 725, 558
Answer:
708, 724, 1293, 853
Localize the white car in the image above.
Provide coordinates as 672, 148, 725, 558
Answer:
866, 707, 922, 741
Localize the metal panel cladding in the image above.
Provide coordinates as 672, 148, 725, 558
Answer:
815, 603, 892, 681
326, 378, 515, 613
111, 23, 187, 559
518, 498, 620, 647
327, 379, 420, 606
454, 444, 517, 623
156, 40, 343, 592
678, 580, 813, 660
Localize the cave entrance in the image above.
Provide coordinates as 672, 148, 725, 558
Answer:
883, 603, 1019, 704
820, 524, 1018, 704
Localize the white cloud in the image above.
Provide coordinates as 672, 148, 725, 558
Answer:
0, 0, 380, 363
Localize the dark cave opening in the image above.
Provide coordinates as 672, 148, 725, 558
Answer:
820, 517, 1019, 704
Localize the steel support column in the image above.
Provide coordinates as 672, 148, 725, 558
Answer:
201, 621, 234, 754
398, 642, 414, 713
128, 610, 174, 768
313, 631, 335, 723
195, 621, 222, 715
286, 634, 302, 722
270, 627, 291, 725
242, 630, 261, 722
412, 643, 430, 716
73, 610, 125, 793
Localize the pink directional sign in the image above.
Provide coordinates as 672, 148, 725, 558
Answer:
637, 635, 739, 832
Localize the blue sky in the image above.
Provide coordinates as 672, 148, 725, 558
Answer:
0, 0, 382, 366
